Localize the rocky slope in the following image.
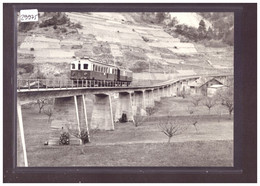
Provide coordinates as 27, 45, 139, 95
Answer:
17, 12, 233, 84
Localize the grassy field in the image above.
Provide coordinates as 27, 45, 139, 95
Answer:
19, 96, 233, 167
27, 140, 233, 167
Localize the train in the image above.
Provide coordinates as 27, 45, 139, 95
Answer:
70, 57, 133, 87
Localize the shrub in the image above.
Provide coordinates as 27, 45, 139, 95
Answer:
57, 15, 70, 25
167, 17, 178, 27
60, 27, 67, 33
33, 69, 46, 79
53, 24, 57, 29
30, 48, 34, 51
175, 24, 200, 42
79, 129, 90, 144
146, 107, 156, 116
130, 61, 148, 73
39, 13, 70, 28
59, 132, 70, 145
142, 36, 149, 42
18, 22, 35, 32
18, 63, 34, 73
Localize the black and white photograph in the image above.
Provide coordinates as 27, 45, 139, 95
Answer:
16, 11, 235, 167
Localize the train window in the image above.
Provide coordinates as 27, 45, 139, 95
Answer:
78, 64, 81, 70
83, 64, 88, 70
71, 64, 75, 69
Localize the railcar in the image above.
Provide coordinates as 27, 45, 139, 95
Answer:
70, 57, 133, 87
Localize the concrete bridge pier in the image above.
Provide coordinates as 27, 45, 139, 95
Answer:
172, 83, 177, 96
153, 89, 161, 102
144, 89, 155, 107
159, 88, 164, 98
176, 82, 182, 96
91, 93, 114, 130
164, 87, 169, 97
161, 87, 166, 97
169, 84, 174, 96
49, 95, 88, 146
132, 91, 146, 116
166, 86, 171, 97
115, 92, 134, 122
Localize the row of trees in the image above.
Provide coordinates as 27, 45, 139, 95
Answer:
139, 12, 234, 46
188, 84, 234, 117
131, 82, 233, 143
174, 20, 214, 42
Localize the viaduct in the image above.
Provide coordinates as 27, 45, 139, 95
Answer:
17, 74, 232, 166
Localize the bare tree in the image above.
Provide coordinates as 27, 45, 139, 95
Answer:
192, 121, 198, 132
145, 107, 156, 122
186, 106, 198, 132
216, 109, 223, 122
133, 107, 146, 127
202, 96, 217, 114
187, 105, 196, 115
146, 107, 156, 116
179, 90, 188, 99
158, 117, 190, 143
133, 115, 145, 127
43, 106, 53, 123
217, 86, 234, 118
36, 98, 47, 113
190, 95, 203, 106
66, 126, 90, 154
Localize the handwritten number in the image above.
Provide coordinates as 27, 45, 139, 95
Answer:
20, 14, 38, 22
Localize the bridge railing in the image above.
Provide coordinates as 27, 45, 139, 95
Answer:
17, 79, 90, 91
17, 73, 233, 91
17, 79, 119, 91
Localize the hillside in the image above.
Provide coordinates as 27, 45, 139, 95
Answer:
17, 12, 233, 84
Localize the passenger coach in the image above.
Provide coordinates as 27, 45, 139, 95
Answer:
70, 57, 133, 87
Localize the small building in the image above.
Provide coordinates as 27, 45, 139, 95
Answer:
207, 84, 225, 97
188, 77, 223, 96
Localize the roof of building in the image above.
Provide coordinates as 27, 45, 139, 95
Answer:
208, 84, 224, 88
188, 77, 223, 88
